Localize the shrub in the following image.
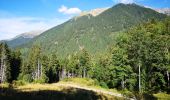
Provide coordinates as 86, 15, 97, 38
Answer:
12, 80, 26, 86
22, 74, 33, 83
99, 81, 108, 89
18, 73, 33, 83
121, 89, 134, 99
34, 75, 49, 84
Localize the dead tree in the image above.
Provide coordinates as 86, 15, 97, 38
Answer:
0, 44, 7, 83
34, 58, 42, 80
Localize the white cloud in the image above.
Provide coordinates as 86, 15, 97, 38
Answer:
0, 17, 68, 40
58, 5, 81, 15
113, 0, 135, 4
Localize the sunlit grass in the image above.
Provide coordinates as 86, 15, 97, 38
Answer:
0, 83, 10, 88
15, 83, 63, 92
59, 78, 98, 87
0, 78, 120, 98
153, 93, 170, 100
2, 78, 119, 95
59, 78, 120, 93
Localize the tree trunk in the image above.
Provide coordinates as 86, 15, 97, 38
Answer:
37, 59, 40, 79
61, 67, 66, 79
139, 64, 141, 92
1, 45, 6, 83
72, 69, 74, 78
67, 70, 69, 78
83, 67, 86, 78
57, 70, 60, 81
40, 64, 42, 78
121, 79, 125, 89
2, 62, 6, 83
0, 57, 3, 83
167, 71, 169, 88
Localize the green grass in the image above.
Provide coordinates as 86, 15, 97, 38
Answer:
154, 93, 170, 100
61, 78, 98, 87
60, 78, 119, 93
0, 83, 10, 88
2, 78, 169, 100
0, 78, 123, 100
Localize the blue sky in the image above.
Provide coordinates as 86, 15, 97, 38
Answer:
0, 0, 170, 40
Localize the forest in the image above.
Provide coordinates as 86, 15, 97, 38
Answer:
0, 18, 170, 99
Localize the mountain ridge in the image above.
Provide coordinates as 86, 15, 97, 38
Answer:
18, 3, 167, 57
77, 8, 109, 17
3, 30, 44, 48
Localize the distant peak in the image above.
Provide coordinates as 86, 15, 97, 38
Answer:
11, 30, 45, 40
155, 8, 170, 15
77, 7, 109, 17
115, 3, 135, 5
115, 3, 140, 7
113, 3, 149, 10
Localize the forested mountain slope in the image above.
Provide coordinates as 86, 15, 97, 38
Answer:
21, 3, 167, 57
2, 30, 43, 48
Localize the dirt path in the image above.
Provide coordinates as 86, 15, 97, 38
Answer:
54, 83, 134, 100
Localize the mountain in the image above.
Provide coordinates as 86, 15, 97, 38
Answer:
156, 8, 170, 16
4, 30, 44, 48
78, 8, 109, 17
20, 3, 167, 57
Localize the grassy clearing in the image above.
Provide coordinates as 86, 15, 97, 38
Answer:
0, 78, 124, 100
1, 78, 170, 100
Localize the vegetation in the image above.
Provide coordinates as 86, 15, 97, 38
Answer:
0, 3, 170, 100
154, 93, 170, 100
19, 3, 166, 58
3, 36, 32, 48
0, 18, 170, 99
0, 78, 124, 100
0, 43, 21, 83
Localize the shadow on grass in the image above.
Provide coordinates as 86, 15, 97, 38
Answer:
0, 86, 122, 100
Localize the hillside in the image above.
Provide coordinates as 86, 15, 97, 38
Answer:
3, 30, 44, 48
20, 3, 167, 57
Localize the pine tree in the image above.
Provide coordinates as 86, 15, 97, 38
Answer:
79, 49, 91, 78
10, 49, 22, 82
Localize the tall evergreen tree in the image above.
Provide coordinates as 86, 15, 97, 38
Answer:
10, 49, 22, 82
79, 49, 91, 78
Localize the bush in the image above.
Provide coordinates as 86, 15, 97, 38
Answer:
18, 73, 33, 83
22, 74, 33, 83
17, 73, 23, 80
34, 75, 49, 84
12, 80, 26, 86
99, 81, 108, 89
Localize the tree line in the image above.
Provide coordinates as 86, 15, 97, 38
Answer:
0, 18, 169, 93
